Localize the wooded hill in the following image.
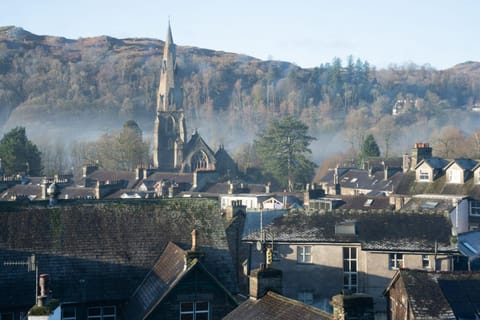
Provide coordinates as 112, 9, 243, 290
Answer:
1, 26, 480, 159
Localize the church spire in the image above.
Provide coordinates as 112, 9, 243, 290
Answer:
157, 21, 177, 112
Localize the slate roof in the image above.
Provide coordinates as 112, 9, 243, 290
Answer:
386, 269, 480, 319
416, 157, 449, 170
0, 184, 42, 200
331, 195, 392, 211
141, 172, 194, 185
73, 169, 137, 189
58, 186, 96, 199
399, 196, 458, 213
243, 211, 456, 252
0, 199, 237, 309
318, 167, 404, 196
184, 131, 216, 159
125, 242, 186, 318
445, 158, 478, 171
223, 291, 333, 320
458, 230, 480, 261
125, 241, 237, 319
201, 182, 268, 194
395, 171, 480, 198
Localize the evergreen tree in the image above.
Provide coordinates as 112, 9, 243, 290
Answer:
361, 134, 381, 158
0, 127, 42, 175
254, 116, 316, 191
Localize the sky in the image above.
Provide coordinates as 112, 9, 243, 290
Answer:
0, 0, 478, 70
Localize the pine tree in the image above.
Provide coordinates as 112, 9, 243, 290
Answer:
254, 116, 316, 191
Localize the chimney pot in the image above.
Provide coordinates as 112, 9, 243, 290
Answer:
191, 229, 198, 251
39, 274, 48, 297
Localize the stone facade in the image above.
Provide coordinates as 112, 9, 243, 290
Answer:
152, 23, 236, 176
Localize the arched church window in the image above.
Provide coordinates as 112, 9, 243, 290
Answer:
191, 151, 209, 171
166, 116, 175, 133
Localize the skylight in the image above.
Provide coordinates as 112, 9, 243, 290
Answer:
364, 199, 374, 207
422, 201, 438, 208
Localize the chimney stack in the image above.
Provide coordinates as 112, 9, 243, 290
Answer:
185, 229, 205, 269
226, 200, 246, 220
249, 266, 282, 300
265, 182, 271, 194
331, 292, 374, 320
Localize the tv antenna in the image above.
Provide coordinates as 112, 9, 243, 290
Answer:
3, 254, 38, 303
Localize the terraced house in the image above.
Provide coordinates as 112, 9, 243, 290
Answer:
243, 210, 461, 319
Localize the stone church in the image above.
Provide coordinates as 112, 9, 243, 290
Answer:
153, 23, 237, 175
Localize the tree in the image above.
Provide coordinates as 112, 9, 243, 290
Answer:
0, 127, 42, 175
68, 121, 150, 171
374, 116, 397, 158
361, 134, 381, 159
254, 116, 316, 191
432, 126, 467, 158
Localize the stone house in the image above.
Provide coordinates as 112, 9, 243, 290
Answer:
0, 199, 239, 320
125, 235, 238, 319
444, 159, 477, 184
414, 157, 449, 183
384, 269, 480, 319
242, 211, 459, 319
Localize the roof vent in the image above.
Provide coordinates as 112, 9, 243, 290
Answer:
335, 221, 357, 236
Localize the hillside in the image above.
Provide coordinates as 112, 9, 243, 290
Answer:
1, 26, 480, 162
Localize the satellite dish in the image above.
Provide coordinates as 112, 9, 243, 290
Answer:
256, 241, 263, 251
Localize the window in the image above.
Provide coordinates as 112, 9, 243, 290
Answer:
343, 247, 358, 292
180, 301, 209, 320
298, 291, 314, 305
389, 253, 404, 270
0, 313, 14, 320
297, 246, 312, 263
87, 306, 115, 320
419, 170, 429, 181
448, 169, 463, 183
470, 200, 480, 216
422, 255, 430, 269
62, 306, 76, 320
191, 151, 209, 171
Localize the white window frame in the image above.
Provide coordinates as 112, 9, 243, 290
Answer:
419, 170, 430, 181
470, 200, 480, 216
389, 253, 404, 270
448, 169, 462, 183
343, 247, 358, 292
62, 305, 76, 320
297, 291, 314, 305
422, 255, 430, 269
87, 306, 115, 320
180, 301, 210, 320
297, 245, 312, 264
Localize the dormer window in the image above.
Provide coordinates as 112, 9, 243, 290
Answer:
419, 170, 429, 182
447, 169, 462, 183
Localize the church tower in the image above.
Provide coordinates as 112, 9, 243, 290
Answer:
153, 22, 186, 170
